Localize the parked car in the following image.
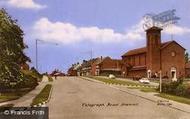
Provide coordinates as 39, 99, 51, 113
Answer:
108, 74, 116, 79
139, 78, 150, 84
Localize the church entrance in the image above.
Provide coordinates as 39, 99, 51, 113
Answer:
171, 67, 177, 81
147, 70, 151, 78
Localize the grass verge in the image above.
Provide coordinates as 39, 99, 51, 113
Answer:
48, 76, 53, 82
86, 76, 150, 87
31, 84, 52, 106
128, 87, 157, 92
156, 93, 190, 105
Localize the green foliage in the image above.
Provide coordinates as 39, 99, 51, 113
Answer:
30, 67, 43, 79
0, 9, 31, 89
161, 79, 190, 98
185, 52, 189, 63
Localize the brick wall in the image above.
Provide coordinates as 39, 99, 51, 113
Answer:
99, 57, 121, 70
161, 43, 185, 79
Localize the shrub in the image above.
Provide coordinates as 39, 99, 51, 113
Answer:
175, 84, 187, 96
160, 79, 190, 98
162, 76, 169, 79
151, 75, 157, 78
185, 86, 190, 98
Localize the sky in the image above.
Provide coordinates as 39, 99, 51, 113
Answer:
0, 0, 190, 73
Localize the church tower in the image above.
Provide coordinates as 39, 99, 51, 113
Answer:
146, 26, 162, 77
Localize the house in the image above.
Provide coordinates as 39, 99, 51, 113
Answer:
73, 63, 81, 76
20, 63, 30, 70
67, 66, 77, 76
50, 69, 65, 77
185, 62, 190, 78
91, 56, 122, 76
122, 26, 185, 81
80, 59, 98, 76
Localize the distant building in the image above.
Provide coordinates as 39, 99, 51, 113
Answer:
91, 56, 122, 76
50, 69, 65, 77
67, 67, 77, 76
80, 59, 98, 76
20, 63, 30, 70
67, 63, 81, 76
122, 26, 185, 81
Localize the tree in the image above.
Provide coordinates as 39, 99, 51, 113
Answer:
0, 9, 30, 88
185, 52, 189, 63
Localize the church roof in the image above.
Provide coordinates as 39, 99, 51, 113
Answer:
122, 40, 181, 57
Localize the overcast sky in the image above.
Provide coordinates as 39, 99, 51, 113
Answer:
0, 0, 190, 73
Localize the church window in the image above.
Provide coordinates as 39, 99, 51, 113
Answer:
171, 51, 176, 57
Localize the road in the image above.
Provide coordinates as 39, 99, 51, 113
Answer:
48, 77, 190, 119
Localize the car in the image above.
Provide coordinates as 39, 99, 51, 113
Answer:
139, 78, 150, 84
108, 74, 116, 79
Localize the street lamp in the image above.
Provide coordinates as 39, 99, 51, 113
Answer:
159, 70, 162, 93
35, 39, 58, 71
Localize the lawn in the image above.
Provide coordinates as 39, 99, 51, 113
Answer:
0, 91, 30, 103
156, 93, 190, 105
0, 95, 19, 102
31, 84, 52, 106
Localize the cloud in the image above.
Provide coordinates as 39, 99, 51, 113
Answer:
4, 0, 46, 9
125, 20, 145, 40
32, 18, 144, 44
163, 25, 190, 35
32, 17, 190, 45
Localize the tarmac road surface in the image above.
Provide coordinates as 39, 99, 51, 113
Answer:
48, 77, 190, 119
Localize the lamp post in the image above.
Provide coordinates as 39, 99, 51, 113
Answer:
35, 39, 38, 70
159, 70, 162, 93
35, 39, 58, 71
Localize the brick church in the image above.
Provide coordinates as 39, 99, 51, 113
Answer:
122, 26, 185, 81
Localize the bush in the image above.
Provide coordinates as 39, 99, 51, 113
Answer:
0, 70, 39, 92
151, 75, 157, 78
160, 79, 190, 98
185, 86, 190, 98
162, 76, 169, 79
175, 84, 187, 96
30, 67, 43, 79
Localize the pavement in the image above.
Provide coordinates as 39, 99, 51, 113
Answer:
48, 76, 190, 119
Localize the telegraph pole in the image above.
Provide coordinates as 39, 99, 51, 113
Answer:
159, 70, 162, 93
36, 39, 38, 70
90, 49, 93, 60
